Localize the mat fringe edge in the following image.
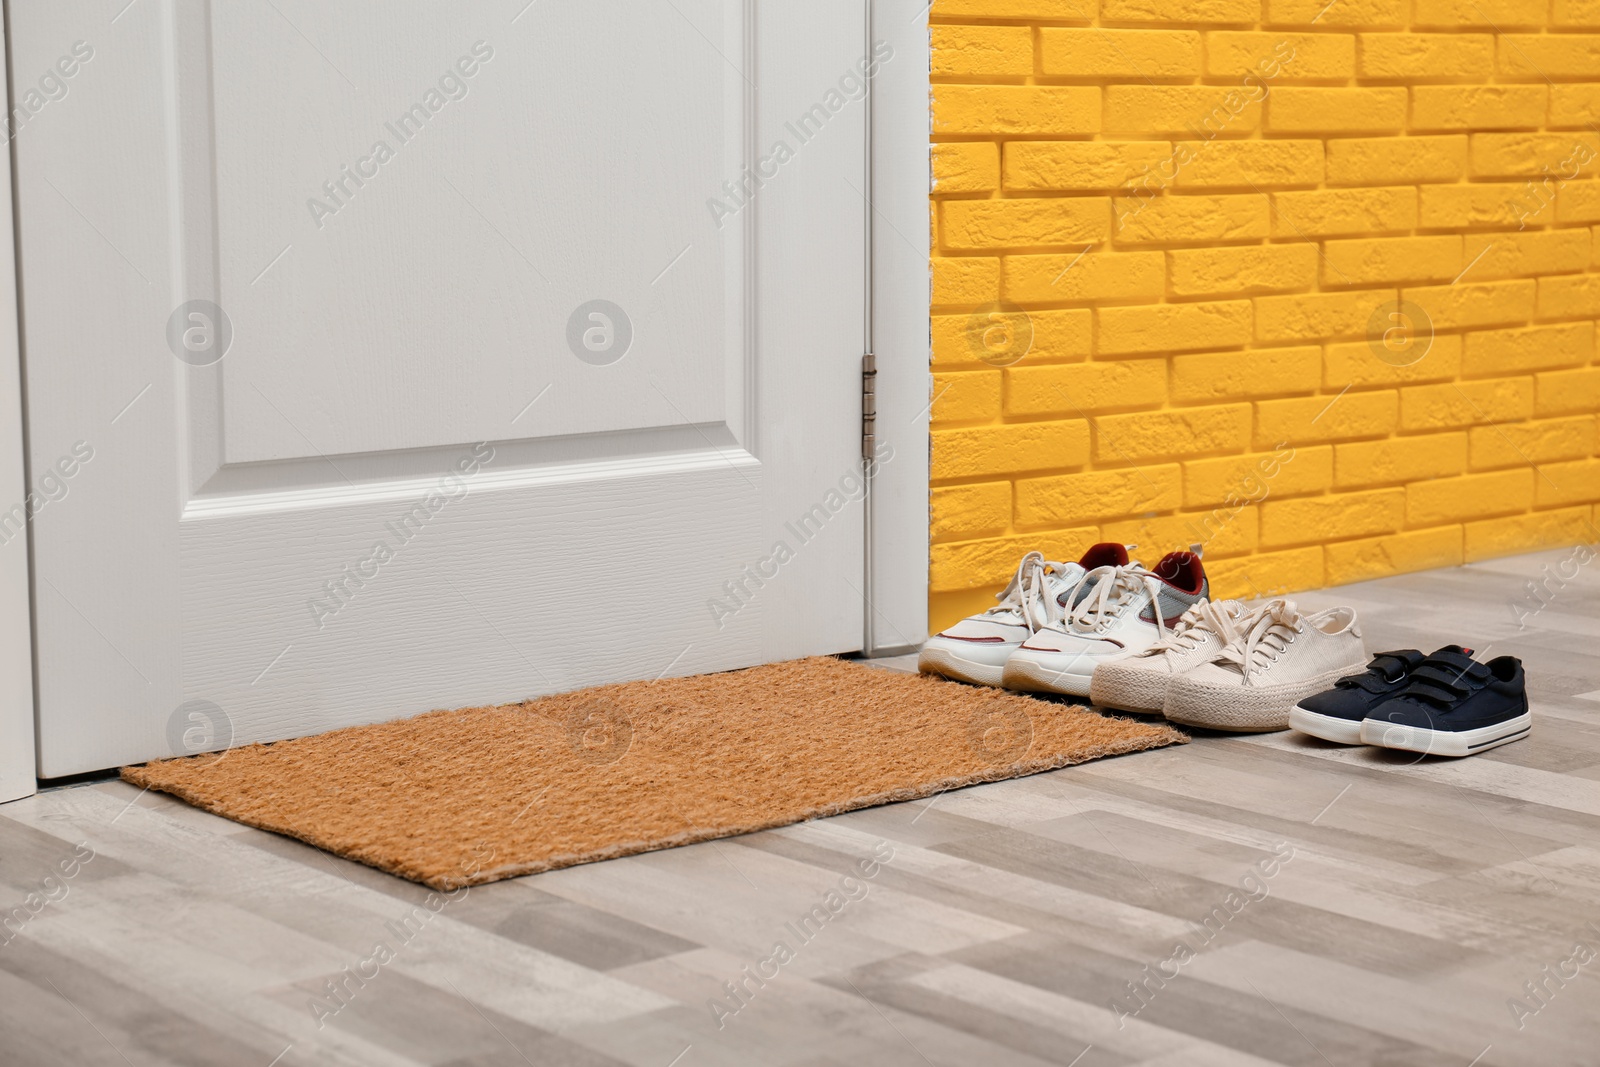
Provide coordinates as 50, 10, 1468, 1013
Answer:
123, 725, 1184, 890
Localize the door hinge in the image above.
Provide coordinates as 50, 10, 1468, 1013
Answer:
861, 352, 877, 460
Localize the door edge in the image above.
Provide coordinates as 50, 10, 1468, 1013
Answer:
0, 0, 39, 803
862, 0, 929, 657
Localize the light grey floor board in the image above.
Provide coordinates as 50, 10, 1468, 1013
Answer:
7, 548, 1600, 1065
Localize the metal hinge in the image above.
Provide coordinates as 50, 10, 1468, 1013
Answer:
861, 352, 877, 459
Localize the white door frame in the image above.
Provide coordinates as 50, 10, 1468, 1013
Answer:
862, 0, 929, 656
0, 0, 929, 799
0, 8, 39, 803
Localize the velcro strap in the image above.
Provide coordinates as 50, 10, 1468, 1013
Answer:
1410, 664, 1477, 690
1421, 651, 1484, 678
1400, 661, 1490, 706
1400, 680, 1465, 705
1339, 671, 1395, 693
1337, 652, 1415, 692
1371, 651, 1418, 674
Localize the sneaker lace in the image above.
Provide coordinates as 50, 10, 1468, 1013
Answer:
1214, 599, 1305, 685
986, 551, 1070, 632
1155, 600, 1241, 654
1064, 565, 1170, 641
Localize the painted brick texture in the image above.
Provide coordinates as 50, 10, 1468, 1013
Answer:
929, 1, 1600, 631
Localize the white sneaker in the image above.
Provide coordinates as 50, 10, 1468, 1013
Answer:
1002, 549, 1210, 698
918, 543, 1125, 687
1163, 599, 1367, 732
1089, 599, 1251, 713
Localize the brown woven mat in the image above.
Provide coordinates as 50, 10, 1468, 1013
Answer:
122, 656, 1186, 889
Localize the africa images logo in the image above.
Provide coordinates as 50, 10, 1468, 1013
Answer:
305, 41, 495, 229
307, 443, 494, 629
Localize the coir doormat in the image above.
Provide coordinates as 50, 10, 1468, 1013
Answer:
122, 657, 1186, 889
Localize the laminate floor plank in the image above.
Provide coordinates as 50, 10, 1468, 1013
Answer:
0, 928, 312, 1067
1186, 941, 1599, 1067
7, 548, 1600, 1064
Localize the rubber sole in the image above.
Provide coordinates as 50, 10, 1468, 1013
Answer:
1000, 654, 1094, 698
1288, 704, 1365, 745
1359, 712, 1532, 757
917, 644, 1007, 688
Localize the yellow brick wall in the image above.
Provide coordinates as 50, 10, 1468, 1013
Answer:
929, 0, 1600, 632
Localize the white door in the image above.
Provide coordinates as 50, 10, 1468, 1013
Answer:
15, 0, 872, 777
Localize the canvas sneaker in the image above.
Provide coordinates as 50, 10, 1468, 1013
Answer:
918, 543, 1127, 687
1163, 599, 1366, 732
1288, 649, 1426, 744
1360, 647, 1530, 757
1001, 549, 1209, 698
1089, 599, 1251, 713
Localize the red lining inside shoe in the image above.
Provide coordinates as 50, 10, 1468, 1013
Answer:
1154, 551, 1205, 594
1077, 542, 1129, 570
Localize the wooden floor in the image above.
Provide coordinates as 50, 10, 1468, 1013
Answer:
4, 548, 1600, 1066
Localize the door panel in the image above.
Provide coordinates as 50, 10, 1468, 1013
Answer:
208, 2, 730, 462
16, 0, 867, 775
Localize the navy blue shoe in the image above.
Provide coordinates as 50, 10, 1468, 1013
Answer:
1289, 649, 1426, 744
1360, 647, 1530, 757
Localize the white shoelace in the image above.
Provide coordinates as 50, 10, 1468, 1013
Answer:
1062, 564, 1172, 641
1215, 599, 1305, 685
1148, 599, 1242, 655
986, 551, 1071, 633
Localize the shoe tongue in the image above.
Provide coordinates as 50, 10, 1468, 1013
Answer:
1078, 542, 1129, 570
